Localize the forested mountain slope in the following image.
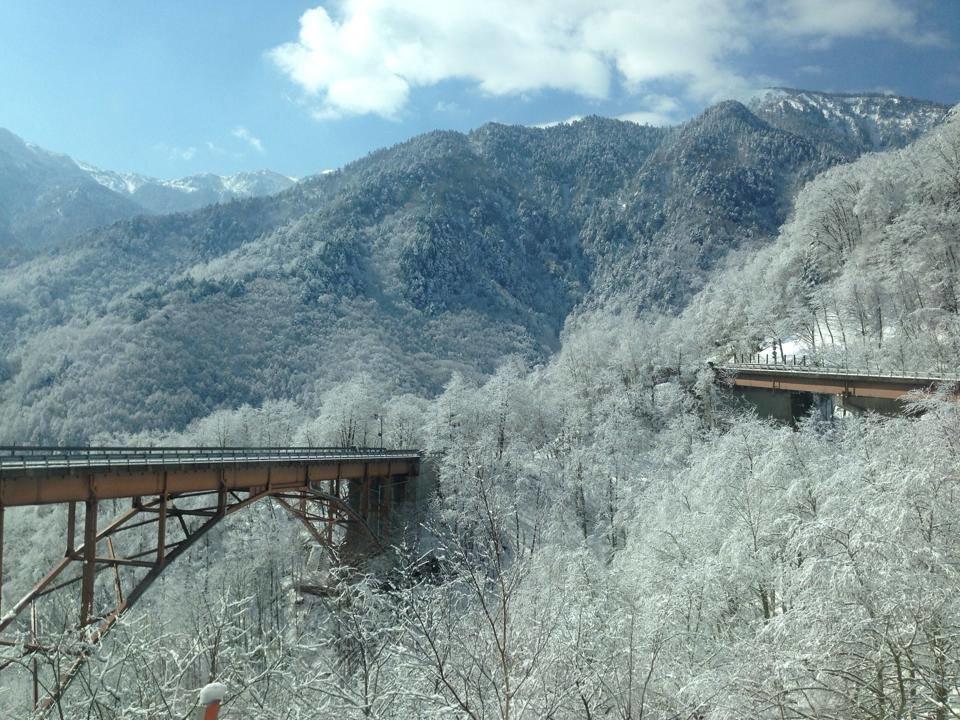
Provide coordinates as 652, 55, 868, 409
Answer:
585, 100, 838, 308
673, 106, 960, 373
0, 92, 948, 441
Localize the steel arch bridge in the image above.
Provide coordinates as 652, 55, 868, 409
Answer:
0, 445, 421, 714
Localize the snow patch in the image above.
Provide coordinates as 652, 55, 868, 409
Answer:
199, 682, 228, 705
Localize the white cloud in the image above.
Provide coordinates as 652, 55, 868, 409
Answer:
768, 0, 942, 45
434, 100, 460, 113
270, 0, 934, 120
156, 144, 196, 161
617, 111, 674, 127
232, 126, 265, 153
617, 94, 683, 127
535, 95, 680, 129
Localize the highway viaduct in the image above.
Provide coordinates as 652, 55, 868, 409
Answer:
713, 361, 960, 423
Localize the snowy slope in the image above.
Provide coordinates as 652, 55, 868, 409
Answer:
750, 87, 950, 157
0, 129, 144, 256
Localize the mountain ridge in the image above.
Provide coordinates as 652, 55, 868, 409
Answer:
749, 86, 950, 157
77, 163, 297, 214
0, 127, 297, 258
0, 89, 951, 441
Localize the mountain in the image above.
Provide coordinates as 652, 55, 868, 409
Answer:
583, 100, 838, 309
750, 87, 950, 158
675, 104, 960, 374
77, 164, 297, 214
0, 90, 949, 442
0, 129, 144, 262
0, 128, 297, 258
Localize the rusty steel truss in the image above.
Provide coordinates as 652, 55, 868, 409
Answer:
0, 447, 420, 714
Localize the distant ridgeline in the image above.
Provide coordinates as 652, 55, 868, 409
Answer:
0, 88, 952, 442
0, 126, 296, 255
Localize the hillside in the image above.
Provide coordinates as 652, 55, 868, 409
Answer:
0, 90, 949, 442
2, 89, 960, 720
750, 87, 950, 158
672, 106, 960, 374
0, 128, 144, 261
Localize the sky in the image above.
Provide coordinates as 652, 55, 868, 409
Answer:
1, 0, 958, 180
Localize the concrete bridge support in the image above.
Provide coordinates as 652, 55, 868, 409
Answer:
838, 394, 909, 416
722, 386, 834, 426
341, 467, 419, 555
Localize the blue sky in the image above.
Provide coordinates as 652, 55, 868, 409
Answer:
1, 0, 958, 180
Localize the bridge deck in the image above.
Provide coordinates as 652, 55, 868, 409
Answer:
716, 363, 959, 400
0, 446, 421, 506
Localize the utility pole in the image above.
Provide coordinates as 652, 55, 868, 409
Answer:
373, 413, 383, 450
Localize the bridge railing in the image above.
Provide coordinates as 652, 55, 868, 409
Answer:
718, 362, 960, 383
0, 446, 422, 473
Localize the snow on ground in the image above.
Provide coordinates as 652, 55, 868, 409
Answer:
736, 336, 810, 364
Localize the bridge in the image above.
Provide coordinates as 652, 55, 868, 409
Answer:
713, 361, 960, 421
0, 445, 421, 714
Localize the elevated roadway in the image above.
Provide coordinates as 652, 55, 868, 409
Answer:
0, 445, 420, 505
714, 362, 959, 400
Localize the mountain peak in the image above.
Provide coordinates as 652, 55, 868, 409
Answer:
0, 128, 299, 254
76, 162, 297, 213
695, 99, 762, 126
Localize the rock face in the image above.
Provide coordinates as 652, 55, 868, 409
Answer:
0, 90, 950, 441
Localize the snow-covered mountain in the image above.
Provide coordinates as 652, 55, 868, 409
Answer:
0, 89, 951, 441
750, 87, 950, 158
76, 163, 297, 214
0, 128, 297, 258
0, 128, 144, 260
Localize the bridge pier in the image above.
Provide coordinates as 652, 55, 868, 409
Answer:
719, 386, 835, 426
813, 392, 834, 422
838, 393, 908, 417
80, 499, 98, 625
341, 463, 419, 557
